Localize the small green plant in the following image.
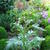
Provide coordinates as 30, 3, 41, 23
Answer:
0, 39, 8, 50
40, 36, 50, 50
43, 25, 50, 37
0, 26, 8, 39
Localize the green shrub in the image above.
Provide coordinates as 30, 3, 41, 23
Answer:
0, 26, 8, 39
43, 25, 50, 37
0, 39, 8, 50
40, 36, 50, 50
0, 0, 15, 13
0, 10, 16, 31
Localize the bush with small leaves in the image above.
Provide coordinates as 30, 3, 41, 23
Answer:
0, 10, 17, 31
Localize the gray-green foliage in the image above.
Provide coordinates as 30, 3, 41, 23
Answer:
5, 33, 45, 50
10, 8, 42, 34
9, 1, 45, 50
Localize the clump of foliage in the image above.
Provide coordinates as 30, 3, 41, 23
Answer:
5, 33, 44, 50
0, 39, 8, 50
0, 10, 17, 31
10, 8, 43, 35
9, 1, 45, 50
43, 25, 50, 37
0, 0, 16, 31
0, 26, 8, 39
41, 18, 50, 27
8, 8, 45, 50
40, 36, 50, 50
0, 0, 48, 50
0, 0, 15, 13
